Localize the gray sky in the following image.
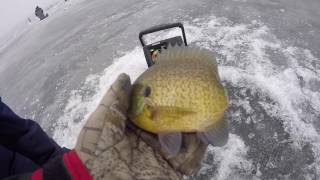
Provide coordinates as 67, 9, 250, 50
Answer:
0, 0, 58, 39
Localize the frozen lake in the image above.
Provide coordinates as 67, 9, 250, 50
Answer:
0, 0, 319, 179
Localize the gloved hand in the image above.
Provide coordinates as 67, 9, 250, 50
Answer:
75, 73, 208, 179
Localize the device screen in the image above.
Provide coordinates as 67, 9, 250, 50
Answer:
149, 42, 168, 63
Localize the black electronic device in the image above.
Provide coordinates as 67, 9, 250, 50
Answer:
139, 23, 187, 67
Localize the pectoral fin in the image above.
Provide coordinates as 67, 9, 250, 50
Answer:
197, 119, 229, 147
158, 132, 182, 158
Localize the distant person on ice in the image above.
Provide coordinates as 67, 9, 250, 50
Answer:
0, 74, 206, 179
35, 6, 48, 20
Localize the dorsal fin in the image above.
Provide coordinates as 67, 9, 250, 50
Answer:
156, 46, 218, 71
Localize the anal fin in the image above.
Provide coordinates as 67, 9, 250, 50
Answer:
158, 132, 182, 158
197, 119, 229, 147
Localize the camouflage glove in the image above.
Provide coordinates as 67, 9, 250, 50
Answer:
75, 73, 208, 180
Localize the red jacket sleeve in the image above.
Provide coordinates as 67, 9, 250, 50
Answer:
3, 150, 92, 180
31, 150, 92, 180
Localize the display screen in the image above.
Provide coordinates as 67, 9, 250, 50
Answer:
149, 42, 168, 62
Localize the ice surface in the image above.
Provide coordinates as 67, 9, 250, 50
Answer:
53, 47, 147, 147
0, 0, 81, 51
1, 0, 319, 179
185, 16, 320, 178
196, 134, 255, 180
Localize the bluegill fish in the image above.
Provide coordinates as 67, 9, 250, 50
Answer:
129, 47, 229, 157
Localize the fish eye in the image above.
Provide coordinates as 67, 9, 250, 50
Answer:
144, 86, 151, 97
